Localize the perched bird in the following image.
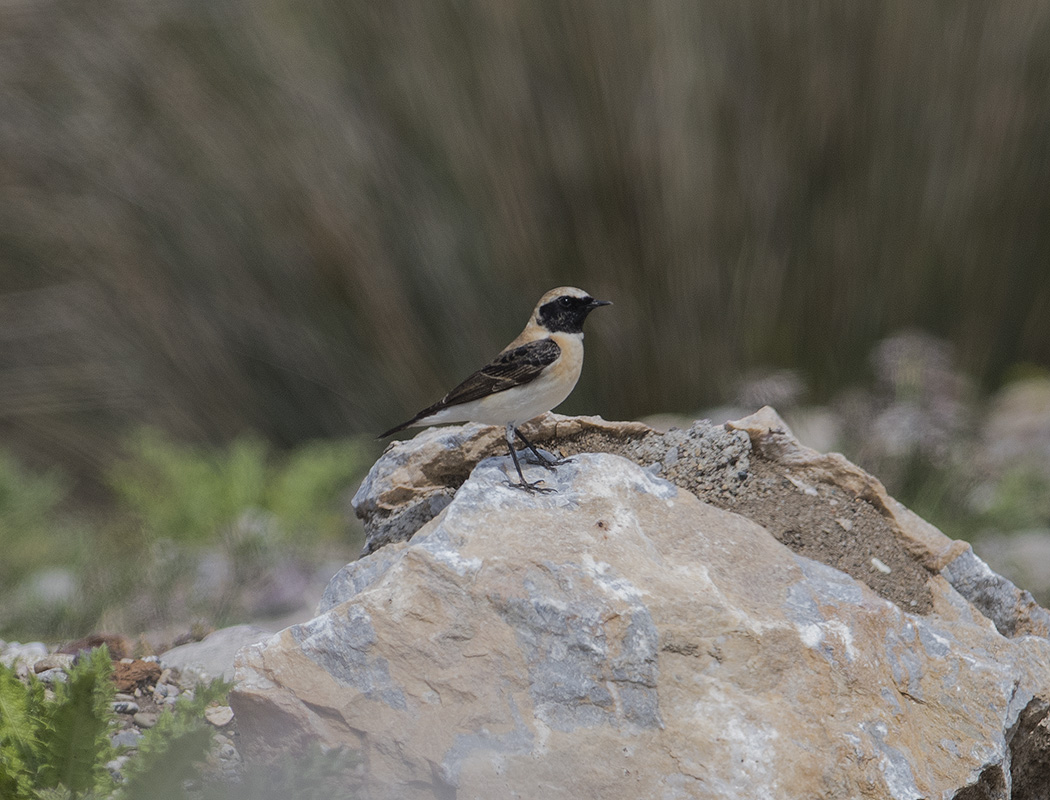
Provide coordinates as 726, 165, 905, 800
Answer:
379, 286, 612, 491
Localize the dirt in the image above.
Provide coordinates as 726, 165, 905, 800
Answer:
705, 455, 934, 614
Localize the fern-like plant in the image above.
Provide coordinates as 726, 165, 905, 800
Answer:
0, 646, 116, 799
117, 678, 232, 800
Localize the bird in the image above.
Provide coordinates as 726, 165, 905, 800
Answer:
379, 286, 612, 492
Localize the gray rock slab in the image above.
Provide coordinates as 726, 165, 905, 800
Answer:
162, 624, 274, 683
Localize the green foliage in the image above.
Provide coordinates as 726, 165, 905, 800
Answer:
108, 431, 269, 545
118, 678, 234, 800
266, 438, 371, 540
0, 451, 71, 585
108, 430, 369, 545
975, 467, 1050, 533
201, 746, 359, 800
117, 687, 222, 800
113, 676, 361, 800
2, 430, 369, 640
895, 458, 1050, 543
0, 662, 43, 799
38, 649, 116, 795
0, 647, 116, 800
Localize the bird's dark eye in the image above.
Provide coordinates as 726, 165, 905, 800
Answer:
560, 297, 572, 307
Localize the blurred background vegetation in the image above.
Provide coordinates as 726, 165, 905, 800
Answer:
1, 1, 1049, 640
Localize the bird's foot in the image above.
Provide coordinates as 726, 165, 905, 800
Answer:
516, 445, 567, 470
520, 448, 563, 471
505, 478, 557, 494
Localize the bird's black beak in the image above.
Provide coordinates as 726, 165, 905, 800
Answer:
588, 299, 612, 309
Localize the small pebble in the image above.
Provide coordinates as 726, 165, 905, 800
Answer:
0, 642, 49, 670
36, 668, 68, 684
106, 756, 130, 777
835, 517, 854, 532
114, 693, 136, 702
205, 705, 234, 727
870, 557, 892, 574
133, 711, 159, 728
112, 729, 144, 749
33, 654, 75, 673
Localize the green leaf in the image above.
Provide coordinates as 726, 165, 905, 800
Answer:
0, 663, 41, 800
38, 647, 116, 796
118, 678, 231, 800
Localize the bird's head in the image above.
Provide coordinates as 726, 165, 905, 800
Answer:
534, 286, 612, 334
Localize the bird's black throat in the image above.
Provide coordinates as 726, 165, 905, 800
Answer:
537, 295, 602, 333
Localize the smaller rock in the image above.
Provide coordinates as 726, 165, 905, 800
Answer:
33, 653, 75, 673
161, 624, 273, 684
112, 701, 139, 714
106, 756, 130, 778
0, 642, 48, 670
113, 659, 162, 692
133, 711, 159, 728
36, 668, 68, 684
204, 705, 234, 727
59, 633, 130, 660
112, 729, 144, 749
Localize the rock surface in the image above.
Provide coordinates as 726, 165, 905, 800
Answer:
234, 409, 1050, 800
161, 624, 274, 683
355, 413, 748, 556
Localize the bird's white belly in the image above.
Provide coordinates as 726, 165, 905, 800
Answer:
417, 336, 584, 428
417, 371, 577, 427
474, 368, 579, 425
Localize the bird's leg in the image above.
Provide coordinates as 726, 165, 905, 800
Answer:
504, 424, 555, 493
513, 428, 562, 470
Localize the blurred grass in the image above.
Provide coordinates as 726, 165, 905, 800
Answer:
0, 433, 374, 641
2, 2, 1050, 636
1, 1, 1049, 483
109, 432, 367, 544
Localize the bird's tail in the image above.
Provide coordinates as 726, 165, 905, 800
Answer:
377, 417, 417, 439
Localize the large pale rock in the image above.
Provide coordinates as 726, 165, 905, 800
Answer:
234, 446, 1050, 799
356, 412, 747, 555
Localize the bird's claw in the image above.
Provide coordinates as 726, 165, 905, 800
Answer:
505, 478, 557, 494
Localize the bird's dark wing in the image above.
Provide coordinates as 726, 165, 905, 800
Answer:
379, 338, 561, 437
432, 337, 561, 409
